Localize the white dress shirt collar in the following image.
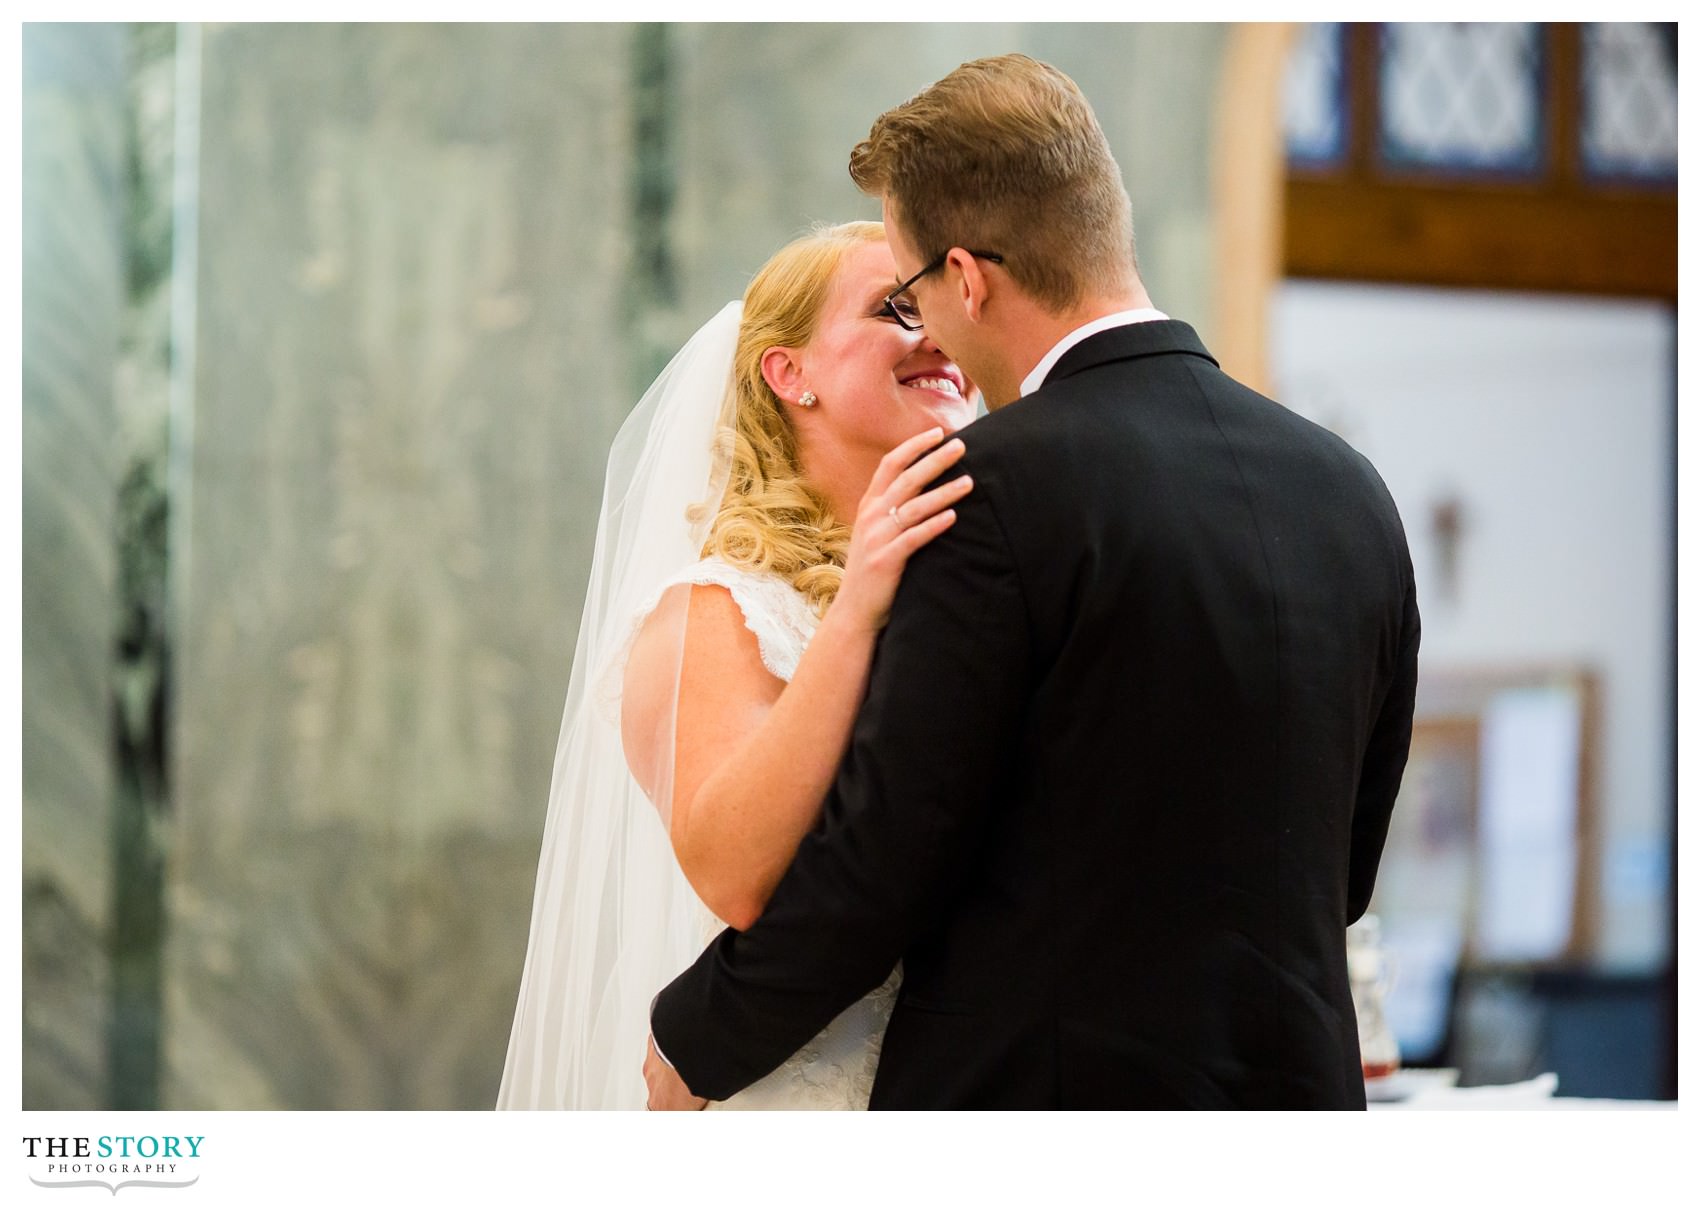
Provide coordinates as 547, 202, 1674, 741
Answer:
1018, 308, 1169, 398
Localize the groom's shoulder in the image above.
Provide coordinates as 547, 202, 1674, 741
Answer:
946, 398, 1050, 482
951, 370, 1113, 468
955, 384, 1072, 448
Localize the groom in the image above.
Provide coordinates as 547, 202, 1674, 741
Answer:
646, 54, 1419, 1109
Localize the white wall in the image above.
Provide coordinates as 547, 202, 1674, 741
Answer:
1272, 280, 1673, 971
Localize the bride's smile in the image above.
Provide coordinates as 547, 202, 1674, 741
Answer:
898, 368, 966, 399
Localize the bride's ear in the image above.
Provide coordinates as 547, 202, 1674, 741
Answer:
759, 347, 809, 406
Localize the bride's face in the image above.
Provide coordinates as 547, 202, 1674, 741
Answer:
798, 240, 978, 459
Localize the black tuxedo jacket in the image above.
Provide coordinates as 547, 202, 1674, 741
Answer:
651, 321, 1419, 1109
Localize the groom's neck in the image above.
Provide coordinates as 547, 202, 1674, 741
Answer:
984, 283, 1156, 410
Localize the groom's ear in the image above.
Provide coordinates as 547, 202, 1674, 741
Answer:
759, 347, 807, 404
945, 248, 989, 323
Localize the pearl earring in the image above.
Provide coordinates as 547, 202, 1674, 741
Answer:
798, 391, 818, 408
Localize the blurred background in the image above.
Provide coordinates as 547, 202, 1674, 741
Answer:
21, 21, 1675, 1109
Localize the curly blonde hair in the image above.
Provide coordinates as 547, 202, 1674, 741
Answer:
698, 221, 885, 616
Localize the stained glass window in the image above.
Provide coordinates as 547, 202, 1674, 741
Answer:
1582, 23, 1677, 182
1379, 23, 1544, 175
1283, 22, 1347, 169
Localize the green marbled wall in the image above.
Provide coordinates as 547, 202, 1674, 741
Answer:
22, 21, 126, 1110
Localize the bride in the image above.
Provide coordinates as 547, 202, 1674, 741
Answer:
497, 221, 977, 1109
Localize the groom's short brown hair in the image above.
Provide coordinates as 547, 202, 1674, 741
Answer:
849, 54, 1136, 312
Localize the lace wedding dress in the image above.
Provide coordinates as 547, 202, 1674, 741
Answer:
665, 555, 901, 1111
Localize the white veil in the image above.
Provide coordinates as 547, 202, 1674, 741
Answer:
497, 302, 742, 1109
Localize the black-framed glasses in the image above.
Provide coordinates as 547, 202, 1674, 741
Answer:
879, 249, 1004, 331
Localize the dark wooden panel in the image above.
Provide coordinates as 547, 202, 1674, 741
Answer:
1285, 177, 1675, 299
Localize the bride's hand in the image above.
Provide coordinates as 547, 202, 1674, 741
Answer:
834, 428, 973, 636
643, 1035, 708, 1110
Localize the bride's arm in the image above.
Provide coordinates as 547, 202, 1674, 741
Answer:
671, 585, 880, 929
623, 431, 972, 930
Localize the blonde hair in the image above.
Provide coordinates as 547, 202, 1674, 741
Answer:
849, 53, 1134, 311
699, 221, 885, 616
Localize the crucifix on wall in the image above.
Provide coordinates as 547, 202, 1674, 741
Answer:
1431, 494, 1466, 604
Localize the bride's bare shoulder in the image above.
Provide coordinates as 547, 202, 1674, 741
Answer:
620, 581, 780, 801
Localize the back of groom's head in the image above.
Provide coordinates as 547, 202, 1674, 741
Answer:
849, 54, 1137, 314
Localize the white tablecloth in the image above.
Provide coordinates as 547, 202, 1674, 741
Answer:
1369, 1071, 1674, 1109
